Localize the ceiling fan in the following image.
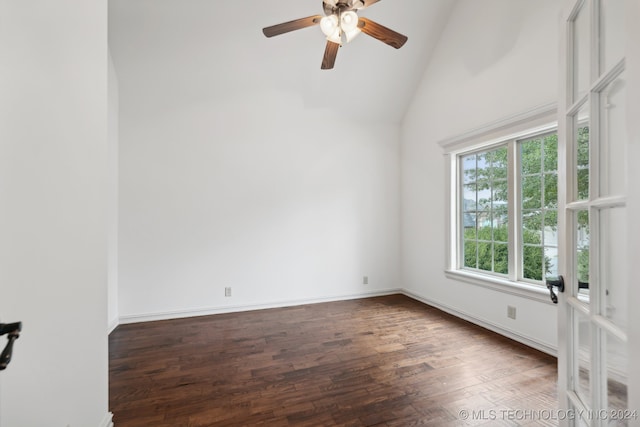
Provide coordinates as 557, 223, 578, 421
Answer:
262, 0, 408, 70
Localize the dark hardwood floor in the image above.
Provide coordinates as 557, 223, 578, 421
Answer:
109, 294, 558, 426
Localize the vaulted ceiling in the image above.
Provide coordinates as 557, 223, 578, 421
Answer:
109, 0, 455, 124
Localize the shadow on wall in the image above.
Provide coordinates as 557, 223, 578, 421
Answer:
458, 0, 526, 75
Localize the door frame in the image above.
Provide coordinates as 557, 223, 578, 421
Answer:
625, 1, 640, 424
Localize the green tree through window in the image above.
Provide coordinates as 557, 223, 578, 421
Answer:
462, 146, 509, 275
520, 133, 558, 280
461, 128, 589, 282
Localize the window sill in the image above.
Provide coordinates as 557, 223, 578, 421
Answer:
444, 269, 556, 304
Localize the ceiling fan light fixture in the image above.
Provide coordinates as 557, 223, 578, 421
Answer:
320, 15, 339, 37
340, 11, 359, 32
344, 27, 361, 43
327, 28, 342, 44
262, 0, 408, 69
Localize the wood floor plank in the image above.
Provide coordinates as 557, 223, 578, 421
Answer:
110, 295, 559, 426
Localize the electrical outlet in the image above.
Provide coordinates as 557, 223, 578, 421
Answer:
507, 305, 516, 320
225, 287, 232, 297
363, 276, 368, 285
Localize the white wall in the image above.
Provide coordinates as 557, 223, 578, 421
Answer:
118, 90, 400, 321
0, 1, 111, 426
400, 0, 561, 352
108, 50, 119, 332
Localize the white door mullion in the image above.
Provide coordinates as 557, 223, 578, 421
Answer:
592, 314, 627, 345
590, 1, 611, 421
557, 10, 572, 418
507, 140, 518, 282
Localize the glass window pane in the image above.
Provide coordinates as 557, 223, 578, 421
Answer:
522, 175, 542, 209
458, 130, 560, 282
492, 184, 508, 215
573, 3, 591, 101
544, 210, 559, 246
577, 210, 590, 300
519, 133, 558, 284
606, 331, 628, 421
600, 207, 628, 332
573, 0, 591, 102
599, 73, 627, 197
543, 134, 558, 172
544, 246, 558, 278
575, 104, 590, 201
544, 173, 558, 206
477, 181, 491, 212
477, 152, 490, 182
494, 243, 508, 274
463, 220, 476, 240
600, 0, 625, 74
460, 145, 510, 277
462, 154, 477, 184
523, 245, 544, 281
493, 220, 508, 244
463, 184, 477, 211
476, 213, 490, 232
491, 147, 508, 180
523, 212, 542, 245
521, 138, 542, 175
463, 240, 477, 269
477, 242, 492, 272
575, 312, 591, 411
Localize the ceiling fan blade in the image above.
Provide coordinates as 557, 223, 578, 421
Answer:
263, 15, 323, 38
357, 17, 408, 49
321, 41, 340, 70
354, 0, 381, 9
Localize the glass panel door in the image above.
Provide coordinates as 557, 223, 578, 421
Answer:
558, 0, 628, 426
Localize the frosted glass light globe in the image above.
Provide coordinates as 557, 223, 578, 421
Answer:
320, 15, 339, 37
340, 11, 358, 32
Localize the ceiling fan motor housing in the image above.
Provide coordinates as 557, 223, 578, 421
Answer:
323, 0, 361, 16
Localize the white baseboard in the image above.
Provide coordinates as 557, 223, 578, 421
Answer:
118, 289, 402, 325
108, 317, 119, 335
402, 289, 557, 357
99, 412, 114, 427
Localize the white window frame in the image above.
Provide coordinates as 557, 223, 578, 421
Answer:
440, 103, 558, 303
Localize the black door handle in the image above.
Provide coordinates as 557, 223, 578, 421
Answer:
0, 322, 22, 371
546, 276, 565, 304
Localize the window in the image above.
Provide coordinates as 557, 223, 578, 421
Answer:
519, 133, 559, 281
461, 146, 509, 275
441, 106, 559, 297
